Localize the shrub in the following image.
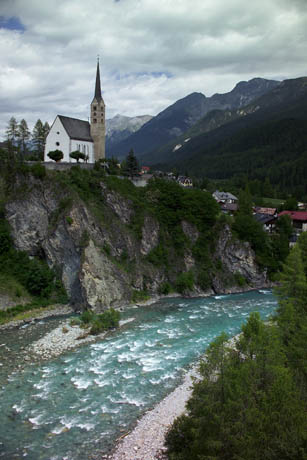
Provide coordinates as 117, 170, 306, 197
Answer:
80, 230, 89, 248
146, 243, 168, 266
159, 282, 172, 295
197, 270, 211, 291
234, 272, 247, 286
80, 309, 95, 324
69, 150, 86, 163
89, 308, 120, 335
47, 149, 63, 162
102, 243, 111, 255
31, 163, 46, 179
131, 290, 150, 303
176, 271, 194, 294
66, 216, 73, 225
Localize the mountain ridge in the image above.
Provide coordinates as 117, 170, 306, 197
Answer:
106, 77, 280, 160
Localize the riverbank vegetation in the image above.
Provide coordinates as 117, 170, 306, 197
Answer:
71, 308, 120, 335
165, 236, 307, 460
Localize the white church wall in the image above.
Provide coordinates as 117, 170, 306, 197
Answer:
44, 117, 70, 162
71, 139, 94, 163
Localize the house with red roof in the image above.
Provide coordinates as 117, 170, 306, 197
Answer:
278, 210, 307, 233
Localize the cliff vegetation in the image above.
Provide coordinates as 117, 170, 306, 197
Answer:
0, 149, 273, 318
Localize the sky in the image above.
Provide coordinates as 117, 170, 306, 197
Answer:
0, 0, 307, 140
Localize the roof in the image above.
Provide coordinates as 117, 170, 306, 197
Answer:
278, 210, 307, 221
58, 115, 93, 142
254, 213, 276, 225
254, 207, 277, 216
213, 190, 238, 201
221, 203, 238, 212
93, 61, 102, 102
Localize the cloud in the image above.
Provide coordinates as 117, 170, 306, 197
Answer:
0, 0, 307, 140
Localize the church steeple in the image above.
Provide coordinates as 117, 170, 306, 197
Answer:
90, 58, 105, 161
93, 59, 102, 102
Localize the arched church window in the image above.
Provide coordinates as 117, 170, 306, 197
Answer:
56, 142, 60, 146
93, 106, 97, 111
93, 119, 97, 123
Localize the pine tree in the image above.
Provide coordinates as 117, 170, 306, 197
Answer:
43, 121, 50, 138
123, 149, 139, 177
5, 117, 18, 144
18, 119, 30, 155
32, 119, 45, 159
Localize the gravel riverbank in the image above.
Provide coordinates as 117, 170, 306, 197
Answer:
106, 334, 240, 460
106, 367, 199, 460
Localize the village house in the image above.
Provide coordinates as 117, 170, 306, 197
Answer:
252, 207, 278, 233
220, 202, 238, 215
177, 176, 193, 187
213, 190, 238, 204
278, 210, 307, 234
140, 166, 150, 174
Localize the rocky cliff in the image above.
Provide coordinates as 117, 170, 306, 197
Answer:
5, 173, 268, 311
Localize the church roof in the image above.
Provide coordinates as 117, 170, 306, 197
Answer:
58, 115, 93, 142
93, 61, 102, 102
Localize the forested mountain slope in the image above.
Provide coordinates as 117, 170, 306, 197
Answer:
151, 77, 307, 197
107, 78, 279, 160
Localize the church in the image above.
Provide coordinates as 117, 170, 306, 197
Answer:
44, 61, 105, 163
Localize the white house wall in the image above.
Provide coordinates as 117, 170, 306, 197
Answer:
44, 117, 70, 162
44, 116, 94, 163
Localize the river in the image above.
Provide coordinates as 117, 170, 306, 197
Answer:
0, 290, 277, 460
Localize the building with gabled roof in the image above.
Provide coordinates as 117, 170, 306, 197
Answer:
213, 190, 238, 204
44, 60, 105, 163
278, 210, 307, 233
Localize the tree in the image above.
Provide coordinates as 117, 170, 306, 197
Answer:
69, 150, 86, 163
43, 121, 50, 138
275, 245, 307, 383
298, 231, 307, 276
47, 149, 63, 162
166, 314, 307, 460
32, 119, 45, 159
122, 149, 139, 177
18, 119, 30, 155
283, 196, 298, 211
5, 117, 18, 144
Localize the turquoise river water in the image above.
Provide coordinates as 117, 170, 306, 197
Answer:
0, 291, 277, 460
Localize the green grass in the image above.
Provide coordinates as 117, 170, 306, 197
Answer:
262, 197, 284, 206
0, 299, 53, 324
0, 273, 31, 303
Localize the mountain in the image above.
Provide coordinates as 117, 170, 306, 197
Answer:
107, 78, 279, 161
153, 77, 307, 196
106, 114, 153, 154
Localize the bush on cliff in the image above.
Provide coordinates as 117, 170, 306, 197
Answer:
0, 204, 67, 305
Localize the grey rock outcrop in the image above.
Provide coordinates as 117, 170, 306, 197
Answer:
5, 176, 269, 311
213, 225, 268, 293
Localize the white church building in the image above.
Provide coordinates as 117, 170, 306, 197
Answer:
44, 61, 106, 163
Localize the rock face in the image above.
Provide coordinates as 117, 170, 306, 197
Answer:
213, 226, 268, 293
5, 176, 269, 311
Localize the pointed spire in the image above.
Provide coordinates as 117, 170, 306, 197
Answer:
94, 57, 102, 101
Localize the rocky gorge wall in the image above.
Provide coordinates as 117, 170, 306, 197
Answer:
5, 174, 269, 311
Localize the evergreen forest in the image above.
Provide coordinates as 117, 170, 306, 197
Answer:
165, 234, 307, 460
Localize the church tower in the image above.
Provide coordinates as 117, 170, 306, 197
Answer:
90, 59, 105, 161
